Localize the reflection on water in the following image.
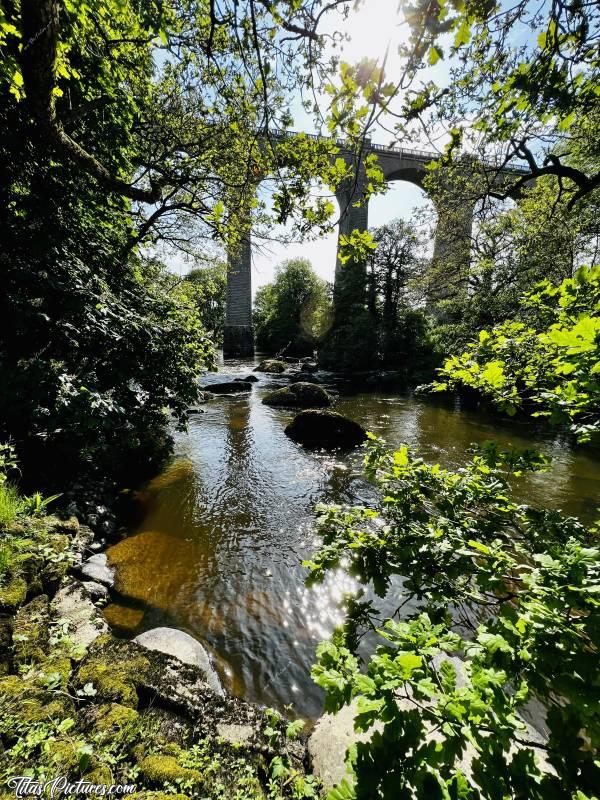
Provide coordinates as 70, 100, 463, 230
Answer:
105, 358, 599, 719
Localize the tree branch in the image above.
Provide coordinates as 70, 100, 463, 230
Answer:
20, 0, 162, 203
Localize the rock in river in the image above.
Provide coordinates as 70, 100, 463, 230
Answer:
205, 381, 253, 395
298, 360, 318, 373
78, 553, 115, 588
134, 627, 223, 696
254, 359, 286, 374
263, 382, 332, 408
285, 410, 367, 449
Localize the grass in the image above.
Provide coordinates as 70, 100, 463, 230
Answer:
0, 483, 23, 529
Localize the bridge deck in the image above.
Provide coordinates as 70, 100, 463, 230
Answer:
270, 129, 530, 174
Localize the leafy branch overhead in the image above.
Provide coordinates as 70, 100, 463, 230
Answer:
4, 0, 366, 252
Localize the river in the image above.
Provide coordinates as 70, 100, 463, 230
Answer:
103, 357, 599, 719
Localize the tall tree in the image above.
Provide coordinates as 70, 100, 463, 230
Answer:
184, 261, 228, 342
254, 259, 332, 355
0, 0, 358, 484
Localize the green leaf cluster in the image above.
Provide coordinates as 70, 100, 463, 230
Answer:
307, 437, 600, 799
432, 266, 600, 442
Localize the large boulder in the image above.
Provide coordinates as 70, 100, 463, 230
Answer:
308, 701, 380, 792
235, 375, 259, 383
285, 410, 367, 449
263, 382, 332, 409
254, 359, 286, 374
204, 381, 252, 395
134, 627, 223, 696
308, 659, 551, 794
298, 361, 318, 374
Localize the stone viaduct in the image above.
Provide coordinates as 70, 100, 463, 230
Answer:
223, 131, 527, 357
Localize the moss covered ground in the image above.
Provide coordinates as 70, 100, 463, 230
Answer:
0, 511, 320, 799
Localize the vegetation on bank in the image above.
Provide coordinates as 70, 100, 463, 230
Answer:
254, 260, 333, 357
0, 457, 320, 800
432, 266, 600, 443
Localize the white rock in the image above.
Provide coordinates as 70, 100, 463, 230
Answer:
81, 581, 109, 601
79, 553, 114, 587
133, 626, 223, 696
309, 666, 552, 795
308, 700, 379, 792
52, 582, 108, 649
216, 723, 255, 745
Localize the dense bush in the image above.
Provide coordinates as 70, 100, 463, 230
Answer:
432, 266, 600, 442
0, 98, 212, 488
307, 437, 600, 799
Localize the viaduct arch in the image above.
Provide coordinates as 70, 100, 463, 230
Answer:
223, 133, 527, 358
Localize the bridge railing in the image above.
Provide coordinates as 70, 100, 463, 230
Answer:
269, 128, 530, 175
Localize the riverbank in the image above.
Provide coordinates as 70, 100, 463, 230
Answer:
0, 508, 319, 799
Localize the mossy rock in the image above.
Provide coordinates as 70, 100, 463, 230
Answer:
0, 674, 29, 699
159, 742, 183, 757
77, 636, 150, 708
13, 551, 44, 588
254, 359, 286, 373
93, 703, 140, 738
13, 594, 50, 664
45, 515, 80, 535
0, 675, 73, 722
0, 575, 27, 612
85, 767, 114, 785
43, 739, 82, 772
34, 654, 72, 691
138, 754, 203, 786
262, 382, 332, 409
40, 533, 73, 591
129, 793, 189, 800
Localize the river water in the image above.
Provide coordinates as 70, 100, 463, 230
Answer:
104, 357, 599, 719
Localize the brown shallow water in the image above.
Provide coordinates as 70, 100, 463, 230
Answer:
104, 357, 599, 719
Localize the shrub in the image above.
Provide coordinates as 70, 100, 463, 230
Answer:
306, 436, 600, 799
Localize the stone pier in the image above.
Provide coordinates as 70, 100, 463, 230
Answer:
223, 234, 254, 358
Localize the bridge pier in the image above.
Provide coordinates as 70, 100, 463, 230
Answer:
220, 133, 525, 360
428, 194, 474, 317
223, 234, 254, 358
334, 169, 370, 314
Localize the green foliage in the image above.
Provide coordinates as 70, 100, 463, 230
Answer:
364, 219, 437, 375
0, 0, 360, 486
254, 259, 333, 356
392, 0, 600, 206
0, 485, 23, 529
0, 443, 18, 487
432, 266, 600, 442
307, 437, 600, 799
21, 492, 63, 518
184, 261, 228, 342
0, 447, 61, 527
260, 710, 318, 798
421, 166, 599, 350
